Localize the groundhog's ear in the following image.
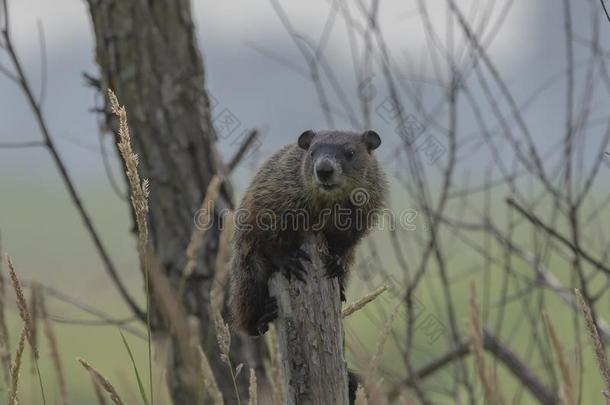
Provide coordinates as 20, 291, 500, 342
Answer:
363, 130, 381, 151
298, 130, 315, 150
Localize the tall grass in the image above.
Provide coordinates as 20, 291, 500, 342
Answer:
354, 384, 368, 405
363, 301, 400, 405
37, 284, 67, 405
0, 238, 10, 385
6, 255, 46, 404
197, 345, 224, 405
108, 89, 154, 405
8, 327, 26, 405
468, 281, 505, 405
575, 288, 610, 404
78, 357, 126, 405
213, 310, 241, 405
119, 330, 149, 405
248, 368, 258, 405
267, 324, 284, 405
542, 310, 578, 405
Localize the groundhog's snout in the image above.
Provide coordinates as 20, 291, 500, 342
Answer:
314, 157, 341, 190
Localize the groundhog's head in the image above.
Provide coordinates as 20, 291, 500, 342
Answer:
298, 130, 382, 199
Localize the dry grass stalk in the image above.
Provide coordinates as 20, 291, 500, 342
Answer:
342, 284, 389, 318
575, 288, 610, 401
213, 310, 231, 366
188, 317, 223, 405
248, 368, 258, 405
107, 89, 150, 264
369, 301, 401, 376
108, 89, 157, 404
29, 282, 39, 374
6, 255, 38, 359
115, 368, 141, 405
210, 211, 235, 315
267, 324, 284, 405
89, 370, 108, 405
570, 347, 583, 404
77, 357, 125, 405
0, 252, 11, 385
147, 251, 200, 388
37, 285, 67, 405
542, 310, 576, 405
363, 301, 399, 405
108, 91, 213, 397
354, 384, 368, 405
197, 346, 224, 405
185, 175, 222, 278
398, 389, 417, 405
469, 281, 505, 405
8, 327, 26, 405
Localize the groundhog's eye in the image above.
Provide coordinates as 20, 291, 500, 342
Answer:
345, 149, 355, 160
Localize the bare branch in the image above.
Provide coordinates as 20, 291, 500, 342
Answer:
507, 198, 610, 277
0, 0, 144, 321
399, 330, 558, 405
601, 0, 610, 23
0, 141, 45, 149
227, 129, 259, 173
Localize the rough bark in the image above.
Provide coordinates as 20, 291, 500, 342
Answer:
85, 1, 264, 403
268, 235, 349, 405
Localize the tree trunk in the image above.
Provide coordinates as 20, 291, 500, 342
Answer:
268, 235, 349, 405
85, 1, 264, 403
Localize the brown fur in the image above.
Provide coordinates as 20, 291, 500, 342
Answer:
228, 130, 387, 335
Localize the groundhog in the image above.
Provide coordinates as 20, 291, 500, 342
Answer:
229, 129, 387, 336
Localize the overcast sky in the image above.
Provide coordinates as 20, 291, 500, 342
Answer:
0, 0, 551, 182
0, 0, 608, 204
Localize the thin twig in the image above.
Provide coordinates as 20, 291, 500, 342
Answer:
507, 198, 610, 277
228, 130, 259, 172
601, 0, 610, 23
343, 284, 389, 317
0, 140, 45, 149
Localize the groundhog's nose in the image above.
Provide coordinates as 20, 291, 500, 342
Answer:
315, 160, 335, 182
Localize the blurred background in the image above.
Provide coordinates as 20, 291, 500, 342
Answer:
1, 0, 610, 403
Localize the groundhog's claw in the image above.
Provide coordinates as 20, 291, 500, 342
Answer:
324, 253, 345, 279
282, 256, 307, 282
295, 248, 312, 263
255, 296, 278, 336
270, 251, 308, 283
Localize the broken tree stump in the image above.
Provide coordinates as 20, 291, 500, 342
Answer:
268, 234, 349, 405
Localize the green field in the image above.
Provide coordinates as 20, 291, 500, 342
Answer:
1, 179, 607, 404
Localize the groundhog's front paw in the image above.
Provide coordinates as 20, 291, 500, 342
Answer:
323, 253, 345, 279
324, 254, 347, 301
255, 296, 278, 336
271, 249, 311, 283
